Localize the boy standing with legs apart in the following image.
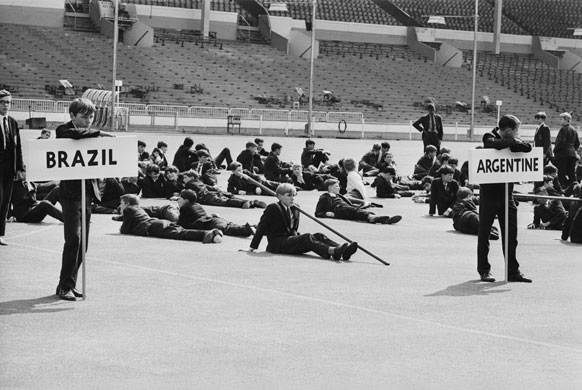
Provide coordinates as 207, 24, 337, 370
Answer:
477, 115, 532, 283
55, 98, 115, 301
248, 183, 358, 261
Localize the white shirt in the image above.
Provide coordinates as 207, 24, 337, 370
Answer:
346, 171, 370, 203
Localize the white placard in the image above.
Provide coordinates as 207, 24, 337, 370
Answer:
23, 136, 137, 181
469, 147, 544, 184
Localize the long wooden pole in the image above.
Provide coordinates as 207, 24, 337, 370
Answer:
244, 175, 390, 266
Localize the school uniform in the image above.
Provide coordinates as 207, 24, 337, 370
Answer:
413, 155, 434, 179
533, 122, 552, 164
554, 123, 580, 188
429, 178, 459, 216
172, 145, 196, 172
236, 149, 257, 172
10, 181, 62, 223
477, 128, 532, 277
315, 192, 371, 222
139, 175, 166, 198
120, 205, 207, 241
178, 202, 251, 237
412, 113, 443, 152
185, 180, 248, 208
0, 114, 24, 238
250, 202, 339, 258
56, 122, 101, 292
264, 152, 292, 183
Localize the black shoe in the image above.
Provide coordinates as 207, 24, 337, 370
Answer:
57, 289, 77, 301
508, 272, 532, 283
71, 288, 84, 298
370, 215, 391, 224
386, 215, 402, 224
203, 229, 223, 244
243, 222, 256, 236
332, 243, 348, 261
342, 242, 358, 261
480, 273, 496, 282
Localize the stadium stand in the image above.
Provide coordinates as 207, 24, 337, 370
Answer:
390, 0, 527, 34
122, 0, 240, 12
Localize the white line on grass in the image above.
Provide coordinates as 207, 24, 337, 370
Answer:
11, 241, 582, 354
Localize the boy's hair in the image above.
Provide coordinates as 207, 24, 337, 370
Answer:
343, 158, 357, 172
448, 158, 459, 165
195, 143, 207, 151
120, 194, 140, 206
424, 145, 437, 154
196, 149, 210, 158
380, 166, 396, 175
324, 178, 339, 189
0, 89, 11, 99
372, 143, 381, 151
292, 163, 302, 170
146, 164, 160, 175
439, 153, 450, 163
138, 140, 146, 148
164, 165, 179, 175
439, 146, 451, 155
182, 169, 199, 179
246, 141, 257, 149
151, 147, 162, 156
40, 129, 51, 137
544, 164, 557, 174
276, 183, 297, 196
179, 189, 198, 203
183, 137, 194, 147
498, 114, 521, 131
271, 142, 282, 152
381, 142, 391, 150
542, 175, 554, 183
254, 137, 264, 145
305, 139, 315, 147
559, 112, 572, 122
68, 98, 96, 116
421, 176, 434, 185
437, 166, 455, 176
534, 111, 547, 120
427, 103, 435, 112
157, 141, 168, 149
228, 161, 242, 171
457, 187, 473, 200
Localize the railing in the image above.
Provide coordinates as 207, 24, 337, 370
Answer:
11, 98, 364, 123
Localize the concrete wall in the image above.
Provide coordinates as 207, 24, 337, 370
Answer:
0, 0, 63, 27
124, 20, 154, 47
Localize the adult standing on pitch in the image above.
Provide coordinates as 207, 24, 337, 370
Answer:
55, 98, 115, 301
533, 111, 553, 166
413, 103, 443, 153
0, 90, 25, 246
477, 115, 532, 283
553, 112, 580, 190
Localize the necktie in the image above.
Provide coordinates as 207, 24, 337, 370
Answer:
288, 207, 295, 228
430, 115, 435, 133
1, 117, 7, 150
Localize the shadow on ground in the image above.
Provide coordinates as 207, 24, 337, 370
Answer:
425, 280, 510, 297
0, 295, 74, 315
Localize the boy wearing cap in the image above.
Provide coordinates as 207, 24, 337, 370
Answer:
316, 179, 401, 224
413, 103, 443, 153
533, 112, 553, 165
248, 183, 358, 261
554, 112, 580, 189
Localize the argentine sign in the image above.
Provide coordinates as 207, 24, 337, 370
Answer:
469, 147, 543, 184
23, 136, 137, 182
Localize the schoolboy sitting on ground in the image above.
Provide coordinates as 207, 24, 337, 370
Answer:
451, 187, 499, 240
227, 162, 278, 196
9, 181, 63, 223
301, 139, 330, 173
177, 189, 255, 237
412, 145, 437, 180
343, 157, 372, 206
115, 194, 223, 244
316, 179, 401, 225
528, 175, 568, 231
372, 166, 413, 198
429, 166, 459, 217
248, 183, 358, 261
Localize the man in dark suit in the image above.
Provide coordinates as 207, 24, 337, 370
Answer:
553, 112, 580, 189
533, 111, 553, 165
0, 90, 25, 246
412, 103, 444, 153
248, 183, 357, 261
